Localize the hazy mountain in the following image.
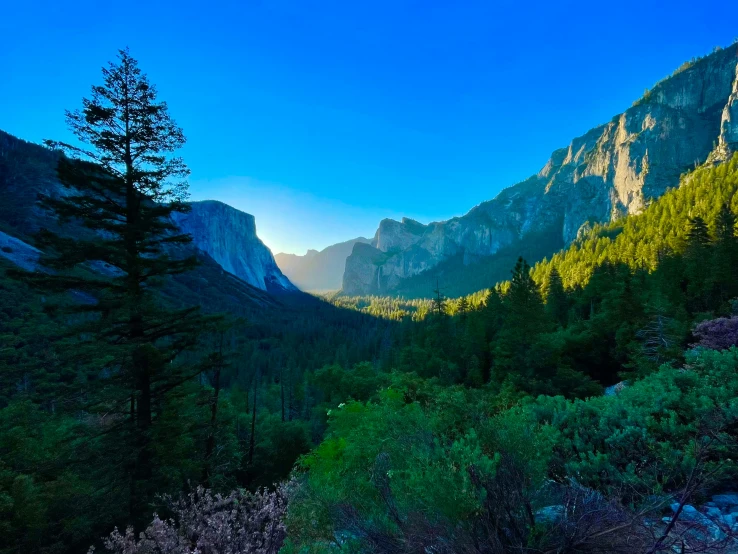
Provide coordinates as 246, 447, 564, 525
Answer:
275, 237, 370, 292
343, 44, 738, 297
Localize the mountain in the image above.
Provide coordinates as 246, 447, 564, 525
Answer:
343, 44, 738, 298
531, 152, 738, 289
275, 237, 370, 292
0, 129, 296, 295
172, 200, 295, 293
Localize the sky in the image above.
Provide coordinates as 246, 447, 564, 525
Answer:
1, 1, 737, 254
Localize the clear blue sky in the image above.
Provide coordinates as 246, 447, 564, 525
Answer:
1, 1, 737, 254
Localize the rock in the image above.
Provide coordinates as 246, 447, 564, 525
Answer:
0, 230, 40, 271
604, 381, 629, 396
705, 506, 723, 519
671, 504, 725, 541
711, 493, 738, 509
172, 201, 296, 293
535, 505, 565, 524
343, 45, 738, 297
715, 56, 738, 160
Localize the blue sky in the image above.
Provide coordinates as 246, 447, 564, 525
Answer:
1, 1, 737, 254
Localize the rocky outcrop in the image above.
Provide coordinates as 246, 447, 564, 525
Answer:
343, 45, 738, 296
0, 230, 41, 271
275, 237, 370, 292
716, 55, 738, 159
172, 201, 296, 293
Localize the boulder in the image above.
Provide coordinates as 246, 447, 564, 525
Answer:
704, 506, 722, 520
535, 505, 565, 524
711, 493, 738, 509
670, 504, 725, 541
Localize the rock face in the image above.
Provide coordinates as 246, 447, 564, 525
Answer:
343, 45, 738, 296
0, 230, 41, 271
0, 130, 295, 295
172, 201, 296, 293
716, 56, 738, 159
275, 237, 370, 292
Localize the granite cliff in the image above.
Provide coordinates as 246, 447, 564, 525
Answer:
275, 237, 370, 292
0, 130, 295, 295
170, 200, 296, 293
343, 45, 738, 297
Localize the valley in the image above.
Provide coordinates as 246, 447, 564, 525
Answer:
2, 30, 738, 554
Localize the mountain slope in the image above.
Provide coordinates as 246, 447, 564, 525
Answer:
531, 153, 738, 288
275, 237, 370, 292
343, 44, 738, 298
0, 129, 295, 294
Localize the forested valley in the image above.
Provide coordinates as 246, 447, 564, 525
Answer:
4, 50, 738, 554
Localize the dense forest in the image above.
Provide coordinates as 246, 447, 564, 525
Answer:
3, 50, 738, 554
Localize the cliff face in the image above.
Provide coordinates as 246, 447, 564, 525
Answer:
0, 130, 295, 295
172, 201, 296, 293
343, 45, 738, 296
275, 237, 370, 292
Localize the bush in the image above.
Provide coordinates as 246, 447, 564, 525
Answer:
92, 485, 288, 554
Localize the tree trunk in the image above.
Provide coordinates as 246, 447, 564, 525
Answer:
248, 370, 258, 466
121, 67, 151, 519
203, 337, 223, 486
287, 367, 293, 421
280, 366, 285, 422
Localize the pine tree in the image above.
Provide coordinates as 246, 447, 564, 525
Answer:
686, 216, 710, 251
431, 278, 447, 316
491, 258, 549, 385
712, 204, 738, 304
456, 296, 469, 319
544, 267, 568, 327
684, 216, 711, 312
714, 204, 737, 244
506, 257, 544, 316
482, 287, 505, 340
15, 49, 216, 517
636, 310, 680, 366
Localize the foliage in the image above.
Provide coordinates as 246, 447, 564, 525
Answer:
692, 317, 738, 350
93, 485, 287, 554
10, 49, 224, 521
4, 49, 738, 554
285, 348, 738, 553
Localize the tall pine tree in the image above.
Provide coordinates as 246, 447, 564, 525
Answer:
543, 267, 568, 327
17, 49, 216, 518
491, 257, 550, 385
684, 216, 712, 312
712, 204, 738, 305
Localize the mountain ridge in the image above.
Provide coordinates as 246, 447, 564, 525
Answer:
342, 44, 738, 297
